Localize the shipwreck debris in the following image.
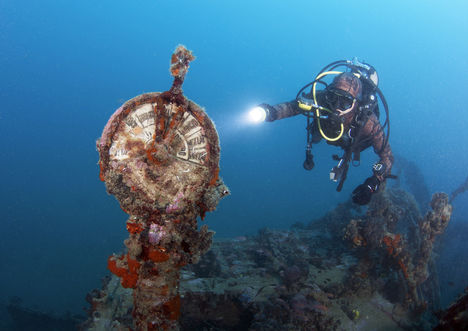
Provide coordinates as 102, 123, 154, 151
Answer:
93, 45, 229, 330
84, 184, 457, 330
343, 188, 452, 316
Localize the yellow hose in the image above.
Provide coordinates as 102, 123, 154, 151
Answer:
313, 71, 344, 141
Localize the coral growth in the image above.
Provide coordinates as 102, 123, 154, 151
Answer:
343, 187, 452, 315
107, 253, 141, 289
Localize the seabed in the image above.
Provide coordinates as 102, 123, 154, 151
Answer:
83, 186, 457, 330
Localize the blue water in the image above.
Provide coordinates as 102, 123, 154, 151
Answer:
1, 0, 467, 318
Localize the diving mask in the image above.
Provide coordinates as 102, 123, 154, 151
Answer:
325, 88, 356, 116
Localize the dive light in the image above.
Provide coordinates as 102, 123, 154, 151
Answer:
248, 106, 267, 123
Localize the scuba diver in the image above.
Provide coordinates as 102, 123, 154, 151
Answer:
251, 58, 394, 205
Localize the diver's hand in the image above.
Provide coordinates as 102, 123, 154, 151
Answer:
352, 176, 380, 205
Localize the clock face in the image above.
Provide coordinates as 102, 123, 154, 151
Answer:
99, 93, 219, 215
109, 103, 155, 161
173, 111, 208, 164
109, 102, 210, 165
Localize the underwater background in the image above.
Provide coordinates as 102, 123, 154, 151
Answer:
1, 0, 468, 324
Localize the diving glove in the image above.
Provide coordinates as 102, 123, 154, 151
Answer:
352, 176, 380, 205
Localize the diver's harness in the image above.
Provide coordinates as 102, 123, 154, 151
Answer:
296, 58, 391, 192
